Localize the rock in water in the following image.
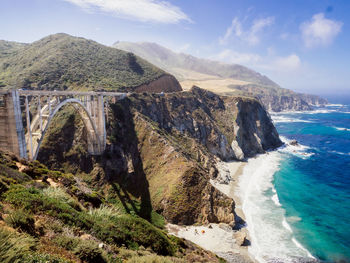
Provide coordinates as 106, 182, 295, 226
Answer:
234, 231, 248, 246
290, 140, 299, 146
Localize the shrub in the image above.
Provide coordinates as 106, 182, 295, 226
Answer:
5, 209, 36, 235
23, 253, 70, 263
4, 185, 92, 229
0, 227, 36, 263
88, 204, 121, 222
53, 235, 80, 251
73, 240, 106, 263
43, 187, 81, 210
92, 214, 176, 256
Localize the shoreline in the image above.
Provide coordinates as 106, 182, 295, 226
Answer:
167, 160, 256, 263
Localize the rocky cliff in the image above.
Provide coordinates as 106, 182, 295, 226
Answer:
231, 84, 327, 112
38, 87, 282, 228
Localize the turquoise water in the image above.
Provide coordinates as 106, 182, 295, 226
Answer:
273, 103, 350, 263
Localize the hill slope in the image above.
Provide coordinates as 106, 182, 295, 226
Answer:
0, 34, 181, 92
114, 41, 327, 111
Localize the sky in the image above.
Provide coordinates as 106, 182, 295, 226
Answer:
0, 0, 349, 95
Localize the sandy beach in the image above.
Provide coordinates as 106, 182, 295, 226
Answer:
167, 160, 256, 263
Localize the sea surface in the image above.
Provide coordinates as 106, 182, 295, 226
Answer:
238, 98, 350, 263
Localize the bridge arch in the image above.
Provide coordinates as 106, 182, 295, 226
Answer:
29, 98, 102, 160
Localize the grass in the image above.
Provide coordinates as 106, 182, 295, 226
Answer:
42, 186, 81, 209
0, 33, 165, 91
4, 209, 36, 235
88, 204, 122, 221
0, 227, 36, 263
3, 184, 177, 256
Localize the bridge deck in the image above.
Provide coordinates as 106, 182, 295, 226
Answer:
0, 90, 128, 96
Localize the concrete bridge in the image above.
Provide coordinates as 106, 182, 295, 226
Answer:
0, 89, 127, 160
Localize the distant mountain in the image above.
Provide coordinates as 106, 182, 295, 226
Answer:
114, 41, 327, 111
0, 34, 181, 93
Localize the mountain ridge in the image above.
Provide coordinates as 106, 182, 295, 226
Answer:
0, 34, 181, 93
114, 41, 328, 111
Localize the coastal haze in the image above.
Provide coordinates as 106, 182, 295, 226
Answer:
0, 1, 349, 263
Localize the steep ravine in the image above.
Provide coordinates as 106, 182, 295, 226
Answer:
38, 87, 282, 229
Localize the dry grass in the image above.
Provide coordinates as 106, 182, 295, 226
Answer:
180, 78, 250, 94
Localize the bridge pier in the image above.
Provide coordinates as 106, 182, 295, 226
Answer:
0, 90, 27, 159
0, 89, 127, 160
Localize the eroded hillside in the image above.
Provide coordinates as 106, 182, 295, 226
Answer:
37, 87, 282, 227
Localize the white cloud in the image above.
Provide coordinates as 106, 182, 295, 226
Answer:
300, 13, 342, 48
212, 49, 301, 73
63, 0, 190, 24
219, 16, 274, 46
212, 49, 262, 65
272, 54, 301, 71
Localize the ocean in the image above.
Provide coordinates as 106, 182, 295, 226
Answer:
238, 99, 350, 263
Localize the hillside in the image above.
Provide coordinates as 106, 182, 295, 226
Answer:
32, 87, 281, 261
0, 34, 181, 93
114, 41, 327, 111
0, 40, 27, 58
0, 150, 226, 263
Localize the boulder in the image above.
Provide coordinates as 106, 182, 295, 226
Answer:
234, 231, 248, 246
290, 140, 298, 146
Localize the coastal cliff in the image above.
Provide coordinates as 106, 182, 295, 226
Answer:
38, 86, 282, 228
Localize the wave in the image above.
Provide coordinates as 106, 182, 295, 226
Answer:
292, 238, 316, 259
326, 104, 344, 107
271, 115, 314, 123
330, 150, 350, 156
271, 193, 282, 207
282, 218, 293, 233
334, 126, 350, 132
238, 152, 315, 262
272, 109, 336, 115
278, 136, 314, 159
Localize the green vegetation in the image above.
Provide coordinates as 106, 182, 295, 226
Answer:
0, 33, 165, 91
0, 151, 223, 262
0, 227, 35, 262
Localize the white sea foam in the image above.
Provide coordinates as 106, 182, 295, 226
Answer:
330, 150, 350, 156
271, 108, 335, 115
334, 126, 350, 132
326, 104, 344, 107
292, 238, 316, 259
271, 115, 313, 123
278, 136, 314, 159
271, 194, 282, 207
238, 151, 315, 263
282, 218, 293, 233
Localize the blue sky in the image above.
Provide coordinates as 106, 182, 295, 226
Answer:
0, 0, 349, 95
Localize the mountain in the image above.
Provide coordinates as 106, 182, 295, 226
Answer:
114, 41, 327, 111
0, 34, 181, 93
0, 40, 27, 58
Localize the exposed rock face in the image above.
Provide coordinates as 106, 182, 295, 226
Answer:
134, 74, 182, 93
38, 86, 282, 227
234, 84, 328, 112
299, 93, 328, 107
233, 98, 283, 157
261, 94, 312, 112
